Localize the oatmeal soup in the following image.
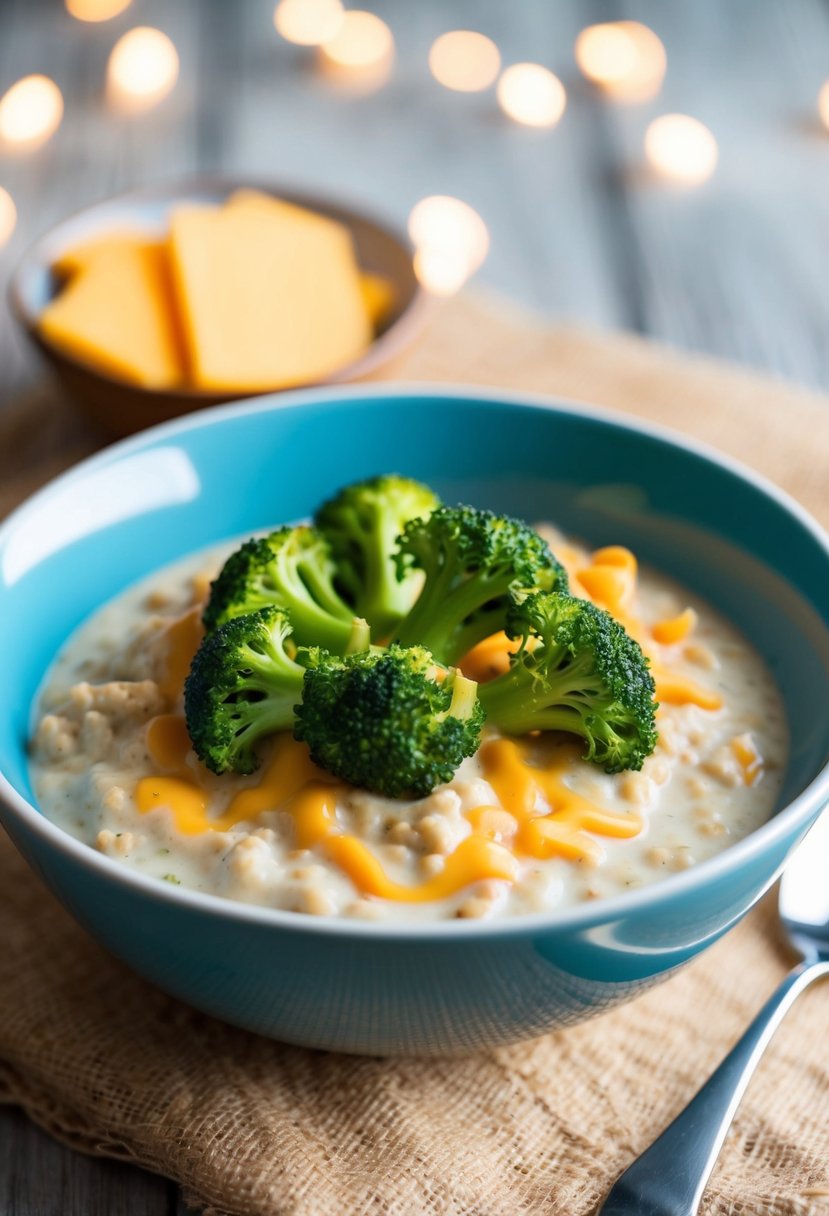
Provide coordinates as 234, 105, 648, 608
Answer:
30, 522, 787, 923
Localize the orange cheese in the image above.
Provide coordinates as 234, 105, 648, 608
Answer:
39, 241, 184, 387
325, 834, 519, 903
136, 726, 519, 901
359, 272, 396, 329
136, 729, 337, 838
156, 607, 204, 705
480, 737, 642, 865
731, 732, 763, 785
135, 728, 643, 894
146, 713, 191, 770
576, 546, 637, 615
167, 191, 372, 391
52, 231, 160, 276
653, 671, 722, 711
652, 607, 697, 646
460, 630, 519, 682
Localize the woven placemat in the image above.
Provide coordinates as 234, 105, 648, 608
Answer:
1, 294, 827, 1216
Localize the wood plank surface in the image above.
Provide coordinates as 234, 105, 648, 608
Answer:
2, 0, 829, 411
0, 1106, 174, 1216
0, 1, 827, 1212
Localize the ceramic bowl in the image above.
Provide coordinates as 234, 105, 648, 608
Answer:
1, 387, 828, 1055
9, 177, 427, 437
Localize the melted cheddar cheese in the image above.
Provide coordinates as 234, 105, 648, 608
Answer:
137, 724, 519, 902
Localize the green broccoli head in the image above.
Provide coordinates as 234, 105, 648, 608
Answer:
294, 643, 485, 799
478, 591, 658, 773
314, 474, 440, 639
185, 607, 309, 775
391, 505, 568, 665
202, 525, 357, 653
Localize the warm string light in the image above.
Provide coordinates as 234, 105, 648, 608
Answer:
107, 26, 180, 113
497, 63, 566, 128
0, 75, 64, 149
29, 4, 720, 296
575, 21, 666, 102
645, 114, 718, 185
273, 0, 344, 47
408, 195, 489, 296
0, 187, 16, 248
318, 10, 394, 90
819, 81, 829, 131
429, 30, 501, 93
66, 0, 132, 21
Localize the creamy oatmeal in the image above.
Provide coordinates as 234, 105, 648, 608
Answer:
30, 528, 787, 922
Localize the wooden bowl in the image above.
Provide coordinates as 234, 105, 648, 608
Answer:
9, 177, 428, 436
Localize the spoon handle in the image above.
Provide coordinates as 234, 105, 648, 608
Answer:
599, 958, 829, 1216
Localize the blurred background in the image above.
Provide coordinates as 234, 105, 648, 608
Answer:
1, 0, 829, 1210
3, 0, 829, 419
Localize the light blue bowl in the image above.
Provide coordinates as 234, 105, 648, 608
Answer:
1, 387, 828, 1055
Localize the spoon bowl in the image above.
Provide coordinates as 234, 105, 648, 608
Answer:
780, 810, 829, 958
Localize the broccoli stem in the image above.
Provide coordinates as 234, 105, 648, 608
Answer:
444, 671, 480, 722
344, 617, 371, 655
359, 514, 406, 624
394, 560, 547, 664
299, 562, 356, 621
478, 649, 606, 732
314, 475, 440, 638
392, 554, 458, 653
228, 692, 299, 755
271, 563, 353, 653
241, 634, 305, 693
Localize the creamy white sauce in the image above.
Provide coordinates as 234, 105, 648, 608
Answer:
29, 531, 787, 922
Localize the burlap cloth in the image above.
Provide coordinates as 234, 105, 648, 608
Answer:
1, 295, 827, 1216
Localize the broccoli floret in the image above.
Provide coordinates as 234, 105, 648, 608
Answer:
294, 643, 484, 798
185, 607, 309, 775
391, 506, 568, 666
203, 525, 357, 653
478, 591, 658, 773
314, 474, 440, 638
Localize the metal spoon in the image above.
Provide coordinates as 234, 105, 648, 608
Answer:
599, 811, 829, 1216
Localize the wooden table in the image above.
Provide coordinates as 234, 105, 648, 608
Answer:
2, 1, 829, 1211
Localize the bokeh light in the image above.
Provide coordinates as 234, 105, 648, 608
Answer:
321, 10, 392, 67
575, 21, 666, 102
645, 114, 718, 185
319, 10, 394, 88
0, 75, 64, 148
429, 31, 501, 93
819, 81, 829, 131
496, 64, 566, 128
273, 0, 344, 47
66, 0, 132, 22
0, 188, 17, 248
408, 195, 489, 296
107, 27, 180, 113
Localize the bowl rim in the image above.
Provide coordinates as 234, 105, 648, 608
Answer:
8, 172, 430, 399
1, 382, 828, 941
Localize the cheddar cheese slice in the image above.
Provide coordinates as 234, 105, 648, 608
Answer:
168, 191, 371, 391
52, 231, 159, 277
39, 241, 183, 387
